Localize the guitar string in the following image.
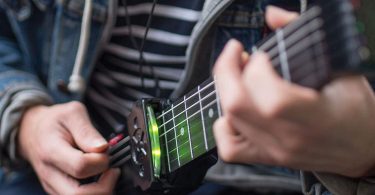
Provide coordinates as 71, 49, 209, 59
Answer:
158, 1, 351, 130
160, 90, 217, 137
266, 1, 345, 58
166, 98, 218, 154
166, 55, 324, 160
160, 27, 326, 139
165, 32, 355, 159
166, 27, 349, 148
269, 17, 323, 63
158, 0, 347, 123
164, 2, 358, 167
110, 1, 343, 168
156, 5, 322, 121
157, 11, 324, 131
162, 15, 356, 158
158, 20, 324, 134
271, 5, 356, 69
159, 84, 215, 132
157, 0, 344, 124
159, 36, 323, 141
168, 48, 330, 160
262, 6, 322, 56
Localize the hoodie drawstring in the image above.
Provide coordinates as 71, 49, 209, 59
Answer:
68, 0, 92, 93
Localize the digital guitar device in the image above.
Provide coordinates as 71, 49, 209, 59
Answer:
100, 0, 375, 194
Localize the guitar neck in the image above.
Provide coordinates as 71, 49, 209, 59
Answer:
157, 0, 366, 173
158, 79, 219, 172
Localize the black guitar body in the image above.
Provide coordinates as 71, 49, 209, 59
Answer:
115, 99, 217, 195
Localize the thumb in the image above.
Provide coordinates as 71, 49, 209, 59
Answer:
266, 6, 299, 30
60, 102, 108, 153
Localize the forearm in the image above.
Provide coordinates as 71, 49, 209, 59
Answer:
0, 84, 52, 168
0, 7, 53, 168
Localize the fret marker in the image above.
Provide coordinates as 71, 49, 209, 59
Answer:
208, 108, 214, 118
180, 127, 185, 136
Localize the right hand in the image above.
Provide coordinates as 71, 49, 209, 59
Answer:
18, 101, 120, 195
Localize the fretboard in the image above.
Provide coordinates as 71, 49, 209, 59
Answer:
158, 79, 219, 172
157, 0, 363, 173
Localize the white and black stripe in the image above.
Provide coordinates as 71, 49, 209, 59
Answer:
85, 0, 204, 134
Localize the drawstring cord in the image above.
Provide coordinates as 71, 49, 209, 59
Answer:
68, 0, 92, 93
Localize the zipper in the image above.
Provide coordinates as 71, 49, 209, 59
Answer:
171, 0, 234, 99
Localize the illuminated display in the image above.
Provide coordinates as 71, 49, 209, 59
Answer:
147, 106, 161, 178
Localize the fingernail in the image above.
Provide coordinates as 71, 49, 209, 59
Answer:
227, 39, 240, 47
242, 51, 250, 63
266, 5, 299, 18
266, 5, 283, 13
93, 139, 108, 148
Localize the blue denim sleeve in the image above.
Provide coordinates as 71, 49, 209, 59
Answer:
0, 7, 52, 169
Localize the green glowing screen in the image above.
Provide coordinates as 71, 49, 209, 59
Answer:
147, 106, 161, 178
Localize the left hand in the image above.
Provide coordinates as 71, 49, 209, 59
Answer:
213, 6, 375, 178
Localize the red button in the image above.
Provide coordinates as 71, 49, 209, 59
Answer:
109, 134, 124, 146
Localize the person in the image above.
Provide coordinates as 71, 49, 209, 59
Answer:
0, 0, 368, 195
213, 4, 375, 195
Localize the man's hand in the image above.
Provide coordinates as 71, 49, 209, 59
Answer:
18, 101, 120, 194
213, 6, 375, 178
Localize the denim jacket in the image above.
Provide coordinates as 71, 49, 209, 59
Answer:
0, 0, 374, 194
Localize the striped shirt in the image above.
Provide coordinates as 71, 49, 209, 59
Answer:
85, 0, 205, 135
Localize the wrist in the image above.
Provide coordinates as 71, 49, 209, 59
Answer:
17, 105, 49, 161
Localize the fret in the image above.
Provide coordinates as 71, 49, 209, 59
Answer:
172, 99, 193, 167
200, 82, 218, 150
213, 77, 222, 117
161, 111, 171, 172
185, 88, 207, 158
197, 86, 209, 151
184, 95, 194, 159
276, 29, 292, 82
171, 104, 181, 167
163, 107, 179, 171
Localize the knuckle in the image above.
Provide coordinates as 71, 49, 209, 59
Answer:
72, 157, 88, 178
224, 92, 247, 116
39, 145, 53, 163
218, 145, 239, 163
39, 150, 50, 163
38, 166, 51, 180
260, 95, 290, 119
66, 101, 86, 114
